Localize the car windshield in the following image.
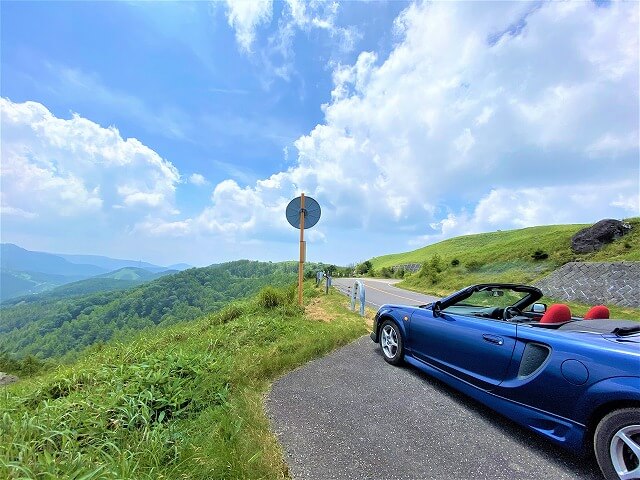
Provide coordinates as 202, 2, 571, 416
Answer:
444, 287, 530, 311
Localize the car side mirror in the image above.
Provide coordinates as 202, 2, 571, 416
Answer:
432, 301, 442, 317
531, 303, 546, 313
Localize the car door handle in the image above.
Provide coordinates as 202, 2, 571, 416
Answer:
482, 334, 504, 345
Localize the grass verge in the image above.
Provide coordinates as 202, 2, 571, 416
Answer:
0, 284, 368, 479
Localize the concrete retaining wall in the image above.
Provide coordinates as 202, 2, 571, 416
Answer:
535, 261, 640, 308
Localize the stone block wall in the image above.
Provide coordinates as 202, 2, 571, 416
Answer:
393, 263, 422, 273
535, 261, 640, 308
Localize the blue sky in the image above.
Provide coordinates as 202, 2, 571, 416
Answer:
1, 1, 638, 267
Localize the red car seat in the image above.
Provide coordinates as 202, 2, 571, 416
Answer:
584, 305, 610, 320
540, 304, 572, 324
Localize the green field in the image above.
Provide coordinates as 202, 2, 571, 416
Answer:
368, 218, 639, 297
0, 284, 367, 480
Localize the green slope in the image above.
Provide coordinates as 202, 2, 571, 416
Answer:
0, 260, 298, 360
0, 269, 86, 301
368, 218, 639, 296
0, 286, 367, 480
97, 266, 175, 281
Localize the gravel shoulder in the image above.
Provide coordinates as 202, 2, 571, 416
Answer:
266, 336, 601, 480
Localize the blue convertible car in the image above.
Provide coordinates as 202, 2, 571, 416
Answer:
370, 284, 640, 480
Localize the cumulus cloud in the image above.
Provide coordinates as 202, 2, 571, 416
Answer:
175, 1, 637, 250
424, 181, 639, 242
189, 173, 208, 186
0, 98, 181, 225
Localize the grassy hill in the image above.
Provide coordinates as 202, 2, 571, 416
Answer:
97, 266, 175, 281
0, 285, 367, 480
369, 218, 639, 296
0, 261, 298, 360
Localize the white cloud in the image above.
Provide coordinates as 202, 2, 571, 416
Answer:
1, 98, 181, 226
179, 1, 638, 251
422, 180, 639, 244
610, 193, 640, 213
223, 0, 361, 85
189, 173, 208, 186
224, 0, 273, 52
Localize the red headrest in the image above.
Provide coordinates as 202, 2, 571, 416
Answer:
540, 304, 572, 324
584, 305, 610, 320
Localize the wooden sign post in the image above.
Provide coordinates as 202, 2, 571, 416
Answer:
298, 193, 305, 305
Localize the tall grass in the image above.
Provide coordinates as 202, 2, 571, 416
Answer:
0, 286, 367, 479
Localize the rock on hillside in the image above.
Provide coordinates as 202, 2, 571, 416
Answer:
0, 372, 18, 386
571, 219, 631, 253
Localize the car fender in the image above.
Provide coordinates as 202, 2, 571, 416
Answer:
372, 306, 412, 344
572, 376, 640, 426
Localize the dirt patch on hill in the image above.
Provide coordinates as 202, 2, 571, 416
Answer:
305, 298, 330, 322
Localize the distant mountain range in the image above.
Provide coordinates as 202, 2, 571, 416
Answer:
0, 260, 298, 359
0, 243, 192, 301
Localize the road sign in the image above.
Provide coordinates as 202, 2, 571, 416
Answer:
286, 194, 321, 305
286, 195, 321, 229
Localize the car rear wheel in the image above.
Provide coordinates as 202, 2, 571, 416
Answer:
380, 320, 404, 366
594, 408, 640, 480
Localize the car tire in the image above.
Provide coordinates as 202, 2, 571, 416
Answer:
594, 408, 640, 480
379, 319, 404, 366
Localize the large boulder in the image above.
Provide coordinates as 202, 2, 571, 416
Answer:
571, 219, 631, 253
0, 371, 18, 386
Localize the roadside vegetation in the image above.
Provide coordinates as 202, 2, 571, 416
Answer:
0, 284, 367, 480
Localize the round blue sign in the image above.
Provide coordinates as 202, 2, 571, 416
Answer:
286, 195, 321, 229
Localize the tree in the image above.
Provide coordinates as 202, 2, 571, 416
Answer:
355, 261, 373, 275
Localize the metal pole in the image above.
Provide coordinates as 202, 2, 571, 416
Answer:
298, 193, 305, 305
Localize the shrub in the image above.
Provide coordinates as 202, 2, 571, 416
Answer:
531, 250, 549, 261
379, 267, 393, 278
430, 254, 443, 273
256, 286, 295, 309
355, 261, 372, 275
217, 304, 245, 324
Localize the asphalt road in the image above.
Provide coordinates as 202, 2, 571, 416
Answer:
331, 277, 440, 309
266, 337, 602, 480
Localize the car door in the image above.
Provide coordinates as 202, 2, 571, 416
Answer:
408, 307, 517, 391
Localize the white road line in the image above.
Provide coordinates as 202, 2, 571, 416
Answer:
361, 282, 430, 304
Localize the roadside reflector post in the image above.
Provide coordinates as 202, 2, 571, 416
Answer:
350, 280, 366, 316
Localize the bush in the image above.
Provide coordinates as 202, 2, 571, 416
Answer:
430, 254, 443, 273
451, 258, 460, 267
531, 250, 549, 261
216, 304, 245, 324
417, 255, 444, 285
379, 267, 393, 278
394, 266, 405, 279
256, 286, 294, 309
0, 350, 49, 377
355, 261, 372, 275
